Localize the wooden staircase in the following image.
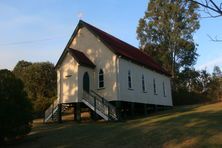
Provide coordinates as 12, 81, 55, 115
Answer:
82, 90, 117, 121
44, 90, 117, 122
44, 100, 68, 123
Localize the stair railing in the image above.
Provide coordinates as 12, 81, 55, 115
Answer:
82, 90, 117, 120
90, 90, 117, 120
44, 99, 59, 122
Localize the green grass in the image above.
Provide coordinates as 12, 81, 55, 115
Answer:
7, 102, 222, 148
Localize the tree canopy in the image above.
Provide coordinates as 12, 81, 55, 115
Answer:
137, 0, 200, 81
13, 61, 57, 117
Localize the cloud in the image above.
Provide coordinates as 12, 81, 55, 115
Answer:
196, 56, 222, 71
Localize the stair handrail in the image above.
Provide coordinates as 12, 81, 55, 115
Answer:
88, 90, 117, 120
44, 99, 58, 122
90, 90, 116, 109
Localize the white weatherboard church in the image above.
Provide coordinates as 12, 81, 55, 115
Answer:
44, 20, 173, 122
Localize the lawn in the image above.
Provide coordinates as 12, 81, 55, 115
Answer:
7, 102, 222, 148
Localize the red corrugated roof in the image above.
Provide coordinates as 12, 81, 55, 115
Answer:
80, 20, 170, 76
68, 48, 96, 68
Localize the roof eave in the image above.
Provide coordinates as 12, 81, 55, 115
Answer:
119, 56, 171, 77
55, 21, 84, 69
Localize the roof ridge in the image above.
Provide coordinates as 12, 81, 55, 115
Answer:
80, 20, 169, 76
80, 20, 141, 51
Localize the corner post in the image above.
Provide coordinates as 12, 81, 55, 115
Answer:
76, 102, 81, 122
57, 104, 62, 123
73, 103, 77, 121
130, 102, 135, 117
144, 104, 148, 116
115, 101, 122, 121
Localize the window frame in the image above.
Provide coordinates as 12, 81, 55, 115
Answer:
163, 81, 166, 97
153, 78, 157, 95
98, 69, 105, 89
142, 74, 147, 93
128, 70, 133, 90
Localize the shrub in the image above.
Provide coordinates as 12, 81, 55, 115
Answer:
33, 96, 56, 118
173, 89, 210, 106
0, 69, 32, 143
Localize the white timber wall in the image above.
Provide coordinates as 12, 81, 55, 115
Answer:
57, 52, 79, 103
118, 58, 173, 106
69, 27, 118, 101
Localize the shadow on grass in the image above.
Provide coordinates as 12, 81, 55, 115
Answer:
6, 103, 222, 148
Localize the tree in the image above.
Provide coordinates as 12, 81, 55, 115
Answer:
212, 65, 222, 77
13, 61, 57, 117
190, 0, 222, 17
195, 69, 212, 93
137, 0, 200, 85
0, 69, 32, 142
180, 67, 222, 101
13, 60, 32, 77
208, 66, 222, 100
189, 1, 222, 42
177, 67, 200, 91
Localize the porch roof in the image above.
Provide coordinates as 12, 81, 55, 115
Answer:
68, 48, 96, 68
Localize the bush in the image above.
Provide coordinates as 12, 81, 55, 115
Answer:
0, 69, 32, 143
173, 89, 210, 106
33, 96, 56, 118
13, 61, 57, 117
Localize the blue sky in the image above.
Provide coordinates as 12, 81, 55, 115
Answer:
0, 0, 221, 72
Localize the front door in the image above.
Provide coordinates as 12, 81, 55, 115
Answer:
83, 72, 90, 93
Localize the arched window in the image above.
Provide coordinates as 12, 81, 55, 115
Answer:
142, 74, 146, 92
98, 69, 104, 88
128, 70, 132, 89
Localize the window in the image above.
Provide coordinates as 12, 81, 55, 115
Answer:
98, 69, 104, 88
142, 74, 146, 92
128, 70, 132, 89
153, 78, 157, 95
163, 82, 166, 97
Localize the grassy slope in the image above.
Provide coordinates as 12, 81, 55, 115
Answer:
9, 102, 222, 148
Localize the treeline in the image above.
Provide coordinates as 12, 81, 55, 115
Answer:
0, 60, 56, 143
174, 66, 222, 105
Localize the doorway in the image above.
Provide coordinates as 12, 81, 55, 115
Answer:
83, 72, 90, 93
